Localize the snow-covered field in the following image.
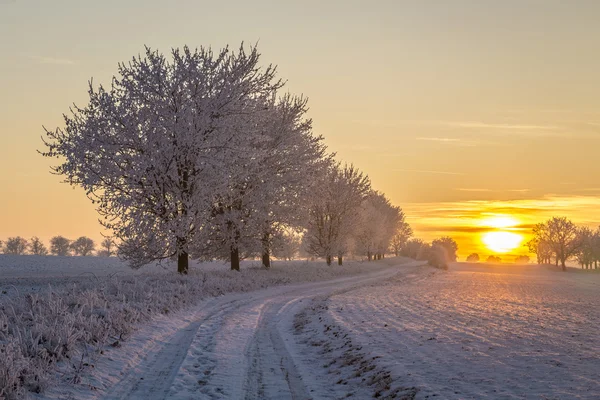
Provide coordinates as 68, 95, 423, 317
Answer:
320, 262, 600, 399
3, 258, 599, 399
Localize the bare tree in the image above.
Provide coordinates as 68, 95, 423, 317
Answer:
527, 231, 553, 265
29, 237, 48, 256
3, 237, 28, 255
50, 236, 71, 256
532, 217, 581, 271
98, 238, 116, 257
70, 237, 95, 256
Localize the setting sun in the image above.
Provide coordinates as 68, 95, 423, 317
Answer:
482, 231, 523, 253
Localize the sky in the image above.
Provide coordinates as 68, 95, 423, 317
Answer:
1, 0, 599, 259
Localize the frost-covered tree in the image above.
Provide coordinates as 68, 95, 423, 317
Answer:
305, 163, 371, 266
43, 44, 285, 274
50, 236, 71, 256
71, 236, 95, 256
192, 94, 330, 270
466, 253, 479, 262
400, 238, 425, 259
3, 237, 28, 255
272, 229, 302, 261
431, 236, 458, 262
354, 191, 404, 262
575, 226, 595, 269
390, 221, 412, 257
29, 237, 48, 256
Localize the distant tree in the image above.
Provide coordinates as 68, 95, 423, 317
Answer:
3, 237, 28, 255
272, 230, 301, 261
431, 236, 458, 262
390, 221, 412, 257
532, 217, 582, 271
29, 237, 48, 256
466, 253, 480, 262
593, 227, 600, 269
98, 238, 116, 257
515, 255, 530, 264
486, 255, 501, 263
353, 191, 404, 262
575, 226, 595, 269
400, 238, 425, 259
305, 164, 371, 266
527, 233, 553, 265
71, 236, 95, 256
428, 244, 449, 270
50, 236, 71, 256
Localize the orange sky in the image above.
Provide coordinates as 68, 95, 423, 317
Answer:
1, 1, 599, 259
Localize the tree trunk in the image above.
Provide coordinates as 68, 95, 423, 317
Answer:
176, 237, 189, 275
326, 255, 332, 266
231, 247, 240, 271
338, 256, 343, 266
262, 252, 271, 269
177, 251, 189, 275
367, 252, 372, 261
561, 259, 566, 271
261, 233, 271, 269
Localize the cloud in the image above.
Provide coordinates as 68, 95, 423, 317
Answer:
456, 188, 492, 192
445, 122, 560, 130
416, 137, 462, 143
27, 55, 75, 65
393, 168, 465, 176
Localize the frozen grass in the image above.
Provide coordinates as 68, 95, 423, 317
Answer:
0, 256, 396, 399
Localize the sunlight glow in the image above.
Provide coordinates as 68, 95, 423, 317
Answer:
482, 231, 523, 253
479, 215, 519, 229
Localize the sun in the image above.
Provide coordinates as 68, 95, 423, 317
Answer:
482, 231, 523, 253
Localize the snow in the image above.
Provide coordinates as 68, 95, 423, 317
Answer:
324, 262, 600, 399
4, 258, 599, 399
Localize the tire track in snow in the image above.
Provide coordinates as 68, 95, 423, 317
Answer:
104, 298, 243, 400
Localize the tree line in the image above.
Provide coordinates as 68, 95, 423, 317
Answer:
41, 44, 412, 273
396, 236, 459, 270
0, 236, 116, 257
528, 216, 600, 271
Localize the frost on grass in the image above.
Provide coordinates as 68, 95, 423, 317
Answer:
0, 259, 389, 399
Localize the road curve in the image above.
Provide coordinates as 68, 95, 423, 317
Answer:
97, 261, 423, 400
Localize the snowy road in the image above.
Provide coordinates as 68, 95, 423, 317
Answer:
42, 261, 600, 400
45, 260, 423, 400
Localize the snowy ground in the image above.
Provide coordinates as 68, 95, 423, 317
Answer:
321, 262, 600, 399
4, 259, 599, 399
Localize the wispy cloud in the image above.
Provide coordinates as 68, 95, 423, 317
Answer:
416, 137, 462, 143
393, 168, 465, 176
507, 189, 531, 193
456, 188, 492, 192
445, 122, 560, 131
26, 55, 75, 65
